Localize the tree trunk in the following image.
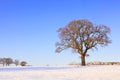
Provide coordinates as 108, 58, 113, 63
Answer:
81, 55, 86, 66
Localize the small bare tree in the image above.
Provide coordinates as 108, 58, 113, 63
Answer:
6, 58, 13, 66
20, 61, 27, 66
2, 58, 7, 66
14, 60, 19, 66
55, 19, 111, 66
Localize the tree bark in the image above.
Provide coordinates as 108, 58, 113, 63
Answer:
81, 55, 86, 66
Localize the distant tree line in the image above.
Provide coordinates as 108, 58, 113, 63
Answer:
0, 58, 27, 66
69, 61, 120, 66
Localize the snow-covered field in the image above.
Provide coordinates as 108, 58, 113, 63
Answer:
0, 65, 120, 80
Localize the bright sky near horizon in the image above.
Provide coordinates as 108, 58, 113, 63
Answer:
0, 0, 120, 66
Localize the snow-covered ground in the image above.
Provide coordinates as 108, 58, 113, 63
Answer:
0, 65, 120, 80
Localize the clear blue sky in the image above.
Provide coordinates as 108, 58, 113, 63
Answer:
0, 0, 120, 66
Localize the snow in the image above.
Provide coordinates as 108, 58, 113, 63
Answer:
0, 65, 120, 80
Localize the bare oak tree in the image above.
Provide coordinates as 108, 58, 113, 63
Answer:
55, 19, 111, 66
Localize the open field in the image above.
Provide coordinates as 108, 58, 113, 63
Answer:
0, 65, 120, 80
